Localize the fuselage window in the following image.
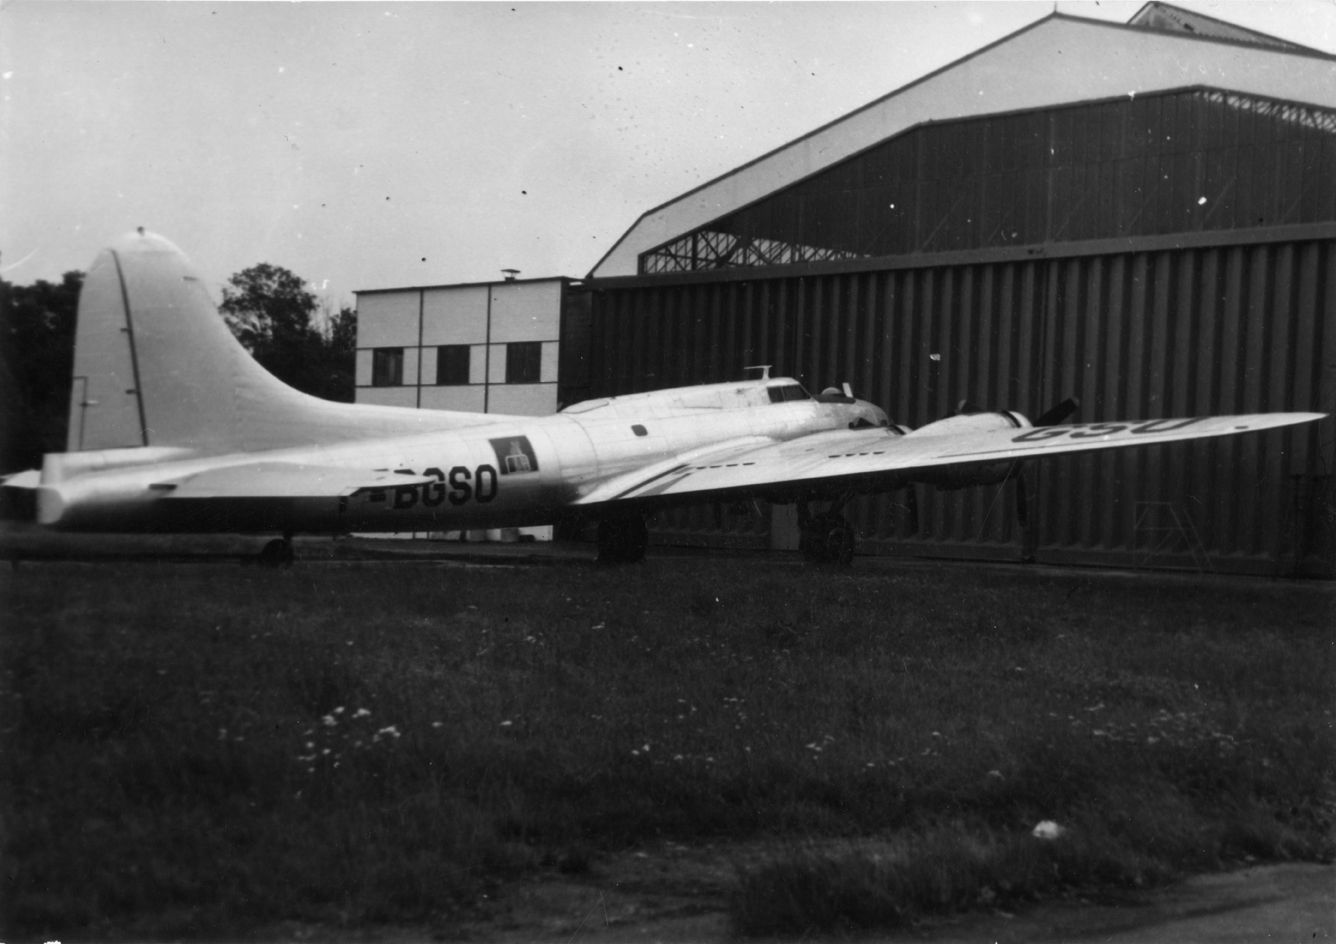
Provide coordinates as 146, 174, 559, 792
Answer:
631, 424, 648, 437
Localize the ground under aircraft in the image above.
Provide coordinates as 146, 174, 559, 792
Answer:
4, 230, 1325, 566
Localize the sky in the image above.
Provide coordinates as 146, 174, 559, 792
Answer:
3, 1, 1335, 312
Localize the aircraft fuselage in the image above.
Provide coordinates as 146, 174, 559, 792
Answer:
37, 383, 890, 534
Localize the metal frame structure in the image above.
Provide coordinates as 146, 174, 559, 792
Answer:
639, 88, 1336, 275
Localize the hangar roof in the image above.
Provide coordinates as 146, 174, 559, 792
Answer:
589, 9, 1336, 279
1126, 2, 1313, 52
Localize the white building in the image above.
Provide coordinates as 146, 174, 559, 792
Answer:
354, 276, 574, 417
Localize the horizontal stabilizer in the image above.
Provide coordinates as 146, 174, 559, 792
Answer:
156, 463, 435, 500
1, 469, 41, 490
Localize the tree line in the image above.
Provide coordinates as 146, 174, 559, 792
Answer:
1, 263, 356, 473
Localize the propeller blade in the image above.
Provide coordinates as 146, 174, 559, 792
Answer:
954, 399, 985, 416
1035, 396, 1080, 427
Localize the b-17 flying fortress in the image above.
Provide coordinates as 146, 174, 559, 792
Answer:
4, 231, 1324, 566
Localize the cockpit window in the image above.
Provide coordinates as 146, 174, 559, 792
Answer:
767, 384, 810, 403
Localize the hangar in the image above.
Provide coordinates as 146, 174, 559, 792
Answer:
563, 3, 1336, 576
357, 3, 1334, 575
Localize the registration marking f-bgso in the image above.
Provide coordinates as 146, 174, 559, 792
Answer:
388, 465, 498, 510
1011, 418, 1202, 443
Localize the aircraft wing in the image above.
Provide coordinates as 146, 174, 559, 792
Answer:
154, 462, 436, 499
574, 412, 1324, 506
575, 436, 780, 504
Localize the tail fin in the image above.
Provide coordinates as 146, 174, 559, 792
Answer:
67, 230, 505, 456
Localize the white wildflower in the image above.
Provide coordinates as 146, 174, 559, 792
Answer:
1032, 820, 1067, 840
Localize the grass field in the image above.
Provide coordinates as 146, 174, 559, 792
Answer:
2, 551, 1332, 939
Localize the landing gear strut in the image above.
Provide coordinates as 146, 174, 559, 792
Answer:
597, 516, 648, 565
259, 534, 295, 568
796, 497, 857, 566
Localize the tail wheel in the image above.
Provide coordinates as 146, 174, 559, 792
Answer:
597, 516, 648, 565
800, 513, 856, 566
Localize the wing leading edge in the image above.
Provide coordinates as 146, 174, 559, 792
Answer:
575, 412, 1325, 507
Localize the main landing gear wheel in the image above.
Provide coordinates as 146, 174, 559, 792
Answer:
799, 513, 856, 566
259, 536, 295, 568
597, 516, 648, 565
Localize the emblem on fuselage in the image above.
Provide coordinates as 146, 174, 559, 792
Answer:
490, 436, 539, 475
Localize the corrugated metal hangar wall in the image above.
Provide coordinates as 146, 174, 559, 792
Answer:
563, 88, 1336, 576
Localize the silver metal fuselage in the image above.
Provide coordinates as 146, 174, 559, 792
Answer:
37, 382, 889, 534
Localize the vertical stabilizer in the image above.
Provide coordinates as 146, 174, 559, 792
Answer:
63, 230, 514, 459
66, 242, 148, 451
67, 230, 271, 453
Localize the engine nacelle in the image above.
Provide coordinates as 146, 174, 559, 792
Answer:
901, 411, 1031, 489
903, 411, 1030, 438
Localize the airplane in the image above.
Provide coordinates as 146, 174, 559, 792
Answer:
3, 230, 1325, 567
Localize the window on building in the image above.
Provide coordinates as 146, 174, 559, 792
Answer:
437, 345, 471, 385
371, 347, 404, 387
505, 341, 542, 384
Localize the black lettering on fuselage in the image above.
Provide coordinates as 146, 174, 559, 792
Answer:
423, 468, 446, 507
372, 465, 499, 509
448, 466, 472, 505
475, 464, 498, 503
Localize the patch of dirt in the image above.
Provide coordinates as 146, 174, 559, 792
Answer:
447, 847, 1335, 944
459, 841, 739, 942
236, 842, 1333, 943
